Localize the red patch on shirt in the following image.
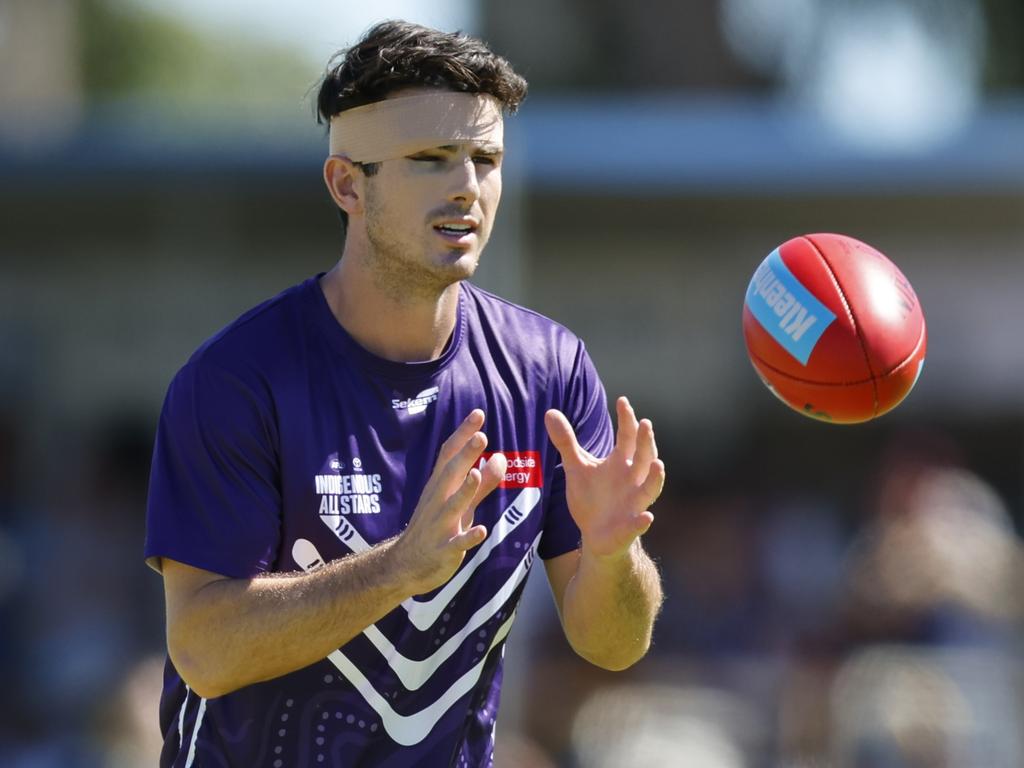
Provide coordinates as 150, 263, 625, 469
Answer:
480, 451, 542, 488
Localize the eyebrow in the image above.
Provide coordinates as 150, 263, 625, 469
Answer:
415, 144, 504, 155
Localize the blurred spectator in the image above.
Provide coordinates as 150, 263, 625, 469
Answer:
780, 435, 1024, 767
845, 464, 1021, 638
0, 410, 34, 764
568, 683, 765, 768
757, 496, 848, 651
653, 493, 768, 658
90, 653, 165, 767
519, 429, 1024, 768
494, 731, 559, 768
13, 415, 162, 765
831, 646, 1023, 768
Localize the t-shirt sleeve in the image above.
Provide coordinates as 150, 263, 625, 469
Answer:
144, 355, 282, 578
539, 340, 614, 560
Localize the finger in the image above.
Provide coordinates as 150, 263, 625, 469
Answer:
631, 510, 655, 538
545, 409, 587, 467
420, 410, 484, 506
614, 396, 639, 460
435, 431, 489, 500
630, 419, 657, 485
637, 459, 666, 509
447, 464, 490, 534
469, 452, 507, 511
463, 452, 507, 529
647, 417, 658, 460
446, 465, 483, 525
451, 524, 488, 552
434, 410, 486, 471
420, 430, 487, 510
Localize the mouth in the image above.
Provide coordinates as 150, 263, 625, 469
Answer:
433, 219, 478, 246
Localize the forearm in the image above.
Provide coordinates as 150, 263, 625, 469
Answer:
561, 540, 663, 671
168, 537, 414, 698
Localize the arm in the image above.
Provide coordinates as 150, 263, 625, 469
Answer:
164, 542, 408, 699
544, 540, 662, 671
544, 397, 665, 671
163, 410, 507, 699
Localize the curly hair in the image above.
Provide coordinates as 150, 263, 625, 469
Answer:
317, 20, 527, 124
317, 21, 526, 234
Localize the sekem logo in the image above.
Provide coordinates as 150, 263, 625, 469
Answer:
392, 386, 440, 415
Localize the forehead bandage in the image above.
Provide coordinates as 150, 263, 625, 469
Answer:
328, 91, 504, 163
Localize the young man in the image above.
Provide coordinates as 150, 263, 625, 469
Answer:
146, 20, 664, 767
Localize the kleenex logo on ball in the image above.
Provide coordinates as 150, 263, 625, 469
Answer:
746, 249, 836, 365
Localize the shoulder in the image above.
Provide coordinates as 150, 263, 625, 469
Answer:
187, 279, 312, 373
461, 282, 584, 358
169, 278, 315, 400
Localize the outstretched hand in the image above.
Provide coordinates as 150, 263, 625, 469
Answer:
395, 410, 508, 595
545, 396, 665, 560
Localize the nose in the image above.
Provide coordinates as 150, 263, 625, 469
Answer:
447, 156, 481, 207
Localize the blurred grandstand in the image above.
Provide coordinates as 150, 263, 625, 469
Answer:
1, 1, 1022, 765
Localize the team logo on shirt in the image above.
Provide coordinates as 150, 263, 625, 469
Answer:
480, 451, 543, 488
392, 386, 440, 415
314, 452, 382, 515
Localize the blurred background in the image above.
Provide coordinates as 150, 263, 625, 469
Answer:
1, 0, 1023, 765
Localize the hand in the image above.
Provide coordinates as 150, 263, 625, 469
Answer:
545, 396, 665, 560
394, 410, 507, 595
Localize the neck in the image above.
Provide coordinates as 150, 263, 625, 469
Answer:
320, 257, 461, 363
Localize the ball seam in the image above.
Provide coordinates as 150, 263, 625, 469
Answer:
749, 313, 924, 383
747, 349, 876, 386
802, 235, 880, 416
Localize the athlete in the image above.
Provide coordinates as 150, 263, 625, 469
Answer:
145, 20, 664, 767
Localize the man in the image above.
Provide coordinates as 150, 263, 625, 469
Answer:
146, 20, 664, 767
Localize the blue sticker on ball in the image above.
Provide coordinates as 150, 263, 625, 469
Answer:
746, 249, 836, 365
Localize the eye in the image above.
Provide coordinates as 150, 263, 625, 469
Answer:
473, 155, 499, 166
410, 154, 446, 163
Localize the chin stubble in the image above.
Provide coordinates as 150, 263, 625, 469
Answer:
364, 199, 479, 304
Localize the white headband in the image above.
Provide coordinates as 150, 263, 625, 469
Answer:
328, 91, 504, 163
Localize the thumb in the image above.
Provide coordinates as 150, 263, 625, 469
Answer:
632, 510, 655, 538
545, 409, 584, 465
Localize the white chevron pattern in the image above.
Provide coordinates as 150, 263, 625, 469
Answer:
316, 487, 541, 630
290, 486, 544, 745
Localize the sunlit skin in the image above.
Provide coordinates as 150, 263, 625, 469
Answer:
318, 90, 664, 669
320, 90, 503, 363
544, 396, 665, 670
362, 142, 504, 299
159, 90, 663, 703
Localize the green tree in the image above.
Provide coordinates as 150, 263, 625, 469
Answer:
78, 0, 319, 113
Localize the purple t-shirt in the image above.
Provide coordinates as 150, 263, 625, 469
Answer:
145, 277, 612, 767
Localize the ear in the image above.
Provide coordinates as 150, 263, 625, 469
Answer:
323, 155, 365, 216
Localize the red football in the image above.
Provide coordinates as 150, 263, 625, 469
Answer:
742, 233, 926, 423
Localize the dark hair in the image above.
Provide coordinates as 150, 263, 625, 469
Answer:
317, 20, 527, 122
316, 20, 528, 234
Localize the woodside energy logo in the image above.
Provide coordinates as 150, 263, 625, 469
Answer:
479, 451, 542, 488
